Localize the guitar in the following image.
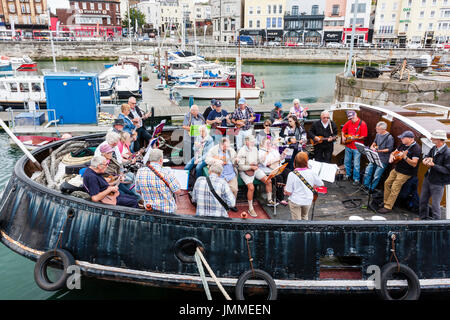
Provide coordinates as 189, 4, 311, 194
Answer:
234, 119, 246, 128
342, 134, 363, 145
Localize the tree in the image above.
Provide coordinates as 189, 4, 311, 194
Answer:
122, 8, 146, 33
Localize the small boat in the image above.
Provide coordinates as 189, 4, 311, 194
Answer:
172, 72, 263, 100
12, 135, 62, 150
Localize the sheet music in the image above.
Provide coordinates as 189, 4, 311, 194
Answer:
308, 160, 338, 183
366, 148, 384, 168
170, 169, 189, 190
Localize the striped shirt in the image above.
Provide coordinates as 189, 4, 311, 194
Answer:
135, 163, 181, 214
231, 106, 255, 131
192, 173, 235, 218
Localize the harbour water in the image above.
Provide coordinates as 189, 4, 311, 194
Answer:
0, 61, 345, 299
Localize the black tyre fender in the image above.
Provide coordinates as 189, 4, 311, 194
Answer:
235, 269, 277, 300
377, 262, 421, 300
34, 249, 75, 291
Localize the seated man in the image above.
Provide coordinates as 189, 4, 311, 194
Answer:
135, 148, 182, 214
82, 156, 139, 208
205, 137, 238, 198
237, 135, 273, 217
378, 130, 421, 214
95, 131, 123, 165
192, 162, 236, 218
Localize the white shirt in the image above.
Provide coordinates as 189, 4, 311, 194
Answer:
130, 108, 142, 127
285, 169, 323, 206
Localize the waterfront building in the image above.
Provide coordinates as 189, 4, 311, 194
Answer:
323, 0, 346, 43
242, 0, 286, 43
193, 2, 211, 27
283, 0, 325, 44
136, 0, 161, 31
56, 0, 122, 39
0, 0, 48, 33
374, 0, 450, 48
342, 0, 372, 45
211, 0, 244, 43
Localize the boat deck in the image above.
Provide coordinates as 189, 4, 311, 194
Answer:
174, 178, 426, 221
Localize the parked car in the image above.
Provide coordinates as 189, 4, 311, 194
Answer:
407, 43, 422, 49
326, 42, 344, 48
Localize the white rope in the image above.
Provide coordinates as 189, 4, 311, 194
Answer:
196, 247, 232, 300
194, 250, 212, 300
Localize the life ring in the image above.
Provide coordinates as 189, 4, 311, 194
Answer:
235, 269, 277, 300
34, 249, 75, 291
377, 262, 421, 300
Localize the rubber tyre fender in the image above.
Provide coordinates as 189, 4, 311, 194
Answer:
235, 269, 277, 300
377, 262, 421, 300
34, 249, 76, 291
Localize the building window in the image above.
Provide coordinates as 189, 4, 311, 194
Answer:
432, 0, 437, 4
268, 5, 271, 14
82, 2, 87, 9
311, 5, 319, 15
430, 11, 435, 17
90, 3, 94, 10
380, 14, 384, 20
428, 23, 433, 30
393, 3, 398, 9
257, 6, 261, 14
249, 20, 252, 28
332, 5, 339, 15
98, 3, 102, 10
418, 23, 422, 30
279, 5, 282, 14
36, 4, 41, 14
405, 23, 409, 31
256, 20, 260, 28
381, 3, 386, 10
420, 11, 424, 18
266, 17, 270, 28
421, 0, 426, 6
278, 17, 282, 28
392, 14, 396, 20
249, 6, 253, 15
408, 0, 412, 6
406, 12, 410, 19
351, 3, 366, 13
292, 5, 298, 15
272, 17, 276, 28
273, 5, 276, 14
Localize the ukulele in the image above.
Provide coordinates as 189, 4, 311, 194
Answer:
310, 136, 336, 146
391, 150, 405, 164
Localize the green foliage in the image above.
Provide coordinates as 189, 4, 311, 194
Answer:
122, 8, 146, 31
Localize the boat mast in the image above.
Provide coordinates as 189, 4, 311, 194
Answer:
128, 2, 132, 51
235, 29, 241, 107
47, 8, 57, 72
345, 0, 358, 77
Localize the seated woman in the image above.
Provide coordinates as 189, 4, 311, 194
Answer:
281, 115, 307, 170
256, 119, 272, 147
99, 143, 141, 201
118, 131, 143, 162
117, 103, 139, 152
83, 155, 139, 208
284, 152, 323, 220
258, 137, 290, 205
95, 131, 123, 165
237, 135, 274, 217
184, 125, 214, 179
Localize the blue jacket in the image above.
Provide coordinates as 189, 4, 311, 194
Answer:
118, 113, 136, 135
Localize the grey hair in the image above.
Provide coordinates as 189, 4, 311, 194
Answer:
244, 135, 255, 142
293, 98, 300, 104
105, 131, 120, 145
148, 148, 164, 163
209, 162, 223, 175
376, 121, 388, 130
91, 155, 106, 168
321, 110, 330, 117
190, 104, 199, 111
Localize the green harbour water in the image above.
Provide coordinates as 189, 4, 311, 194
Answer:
0, 61, 344, 300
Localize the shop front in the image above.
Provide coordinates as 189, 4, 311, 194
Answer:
323, 31, 342, 43
342, 28, 369, 45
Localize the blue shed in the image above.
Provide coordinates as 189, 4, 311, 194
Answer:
44, 73, 100, 125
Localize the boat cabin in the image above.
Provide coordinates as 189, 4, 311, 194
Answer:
0, 76, 46, 107
197, 73, 256, 89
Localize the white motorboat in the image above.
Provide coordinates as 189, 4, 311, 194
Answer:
0, 75, 46, 109
99, 64, 141, 99
172, 73, 263, 100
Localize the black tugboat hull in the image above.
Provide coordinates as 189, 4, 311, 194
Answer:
0, 138, 450, 294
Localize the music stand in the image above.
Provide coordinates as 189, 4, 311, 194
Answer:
355, 142, 383, 212
267, 163, 288, 216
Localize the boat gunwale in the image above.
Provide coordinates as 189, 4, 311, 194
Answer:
10, 130, 450, 228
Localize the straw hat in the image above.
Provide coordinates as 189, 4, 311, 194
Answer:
430, 129, 447, 140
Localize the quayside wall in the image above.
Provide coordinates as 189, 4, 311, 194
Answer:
1, 41, 449, 63
334, 73, 450, 107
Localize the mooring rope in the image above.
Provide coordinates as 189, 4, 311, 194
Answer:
389, 233, 401, 272
195, 247, 232, 300
194, 249, 212, 300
